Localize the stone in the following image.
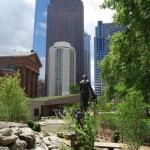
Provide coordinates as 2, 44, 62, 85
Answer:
20, 127, 35, 148
11, 128, 22, 137
0, 128, 12, 136
19, 134, 35, 149
16, 139, 27, 150
0, 146, 10, 150
0, 135, 18, 146
9, 143, 17, 150
42, 137, 52, 146
48, 145, 58, 150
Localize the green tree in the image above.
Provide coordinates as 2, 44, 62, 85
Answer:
0, 73, 28, 122
117, 88, 147, 149
69, 84, 79, 94
99, 0, 150, 102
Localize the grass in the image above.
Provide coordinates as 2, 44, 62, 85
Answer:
30, 94, 79, 101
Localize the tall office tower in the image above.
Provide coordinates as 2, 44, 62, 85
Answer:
33, 0, 51, 57
94, 21, 124, 96
46, 0, 84, 94
47, 42, 76, 96
84, 32, 91, 81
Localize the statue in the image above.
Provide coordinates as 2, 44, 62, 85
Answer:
80, 75, 96, 112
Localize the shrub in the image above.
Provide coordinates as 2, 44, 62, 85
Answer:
33, 123, 41, 132
112, 130, 120, 143
27, 120, 34, 129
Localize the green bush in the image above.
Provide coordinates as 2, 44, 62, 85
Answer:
33, 123, 41, 132
112, 130, 120, 143
27, 120, 34, 129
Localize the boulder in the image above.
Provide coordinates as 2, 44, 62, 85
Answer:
0, 128, 12, 136
16, 139, 27, 150
0, 146, 10, 150
11, 128, 22, 137
20, 127, 35, 148
0, 135, 18, 146
19, 134, 35, 149
9, 143, 17, 150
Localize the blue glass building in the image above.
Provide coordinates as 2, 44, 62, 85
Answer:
94, 21, 124, 96
33, 0, 51, 57
84, 32, 91, 81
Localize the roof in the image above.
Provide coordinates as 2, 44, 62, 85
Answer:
0, 51, 35, 57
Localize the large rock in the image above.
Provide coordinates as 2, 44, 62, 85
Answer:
9, 143, 17, 150
0, 146, 10, 150
20, 127, 35, 148
16, 139, 27, 150
11, 128, 22, 137
0, 135, 18, 146
0, 128, 12, 136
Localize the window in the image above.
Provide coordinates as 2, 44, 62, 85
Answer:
34, 108, 39, 116
7, 64, 15, 70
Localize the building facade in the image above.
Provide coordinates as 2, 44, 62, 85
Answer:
47, 42, 76, 96
94, 21, 124, 96
46, 0, 84, 94
84, 32, 91, 81
0, 52, 42, 98
33, 0, 51, 57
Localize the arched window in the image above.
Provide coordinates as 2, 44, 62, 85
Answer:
7, 64, 15, 70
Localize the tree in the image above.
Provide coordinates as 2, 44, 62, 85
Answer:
117, 88, 148, 149
0, 73, 28, 122
70, 84, 79, 94
99, 0, 150, 103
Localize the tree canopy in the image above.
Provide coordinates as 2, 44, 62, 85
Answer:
0, 73, 28, 122
100, 0, 150, 102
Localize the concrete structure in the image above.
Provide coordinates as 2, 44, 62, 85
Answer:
45, 0, 84, 94
94, 21, 124, 95
33, 0, 51, 57
47, 42, 76, 96
0, 51, 42, 98
84, 32, 91, 81
29, 95, 80, 120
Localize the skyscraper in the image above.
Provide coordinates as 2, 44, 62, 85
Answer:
47, 42, 76, 96
84, 32, 91, 81
46, 0, 84, 94
33, 0, 51, 57
94, 21, 124, 96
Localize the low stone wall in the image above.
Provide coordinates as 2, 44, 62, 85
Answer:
29, 95, 80, 121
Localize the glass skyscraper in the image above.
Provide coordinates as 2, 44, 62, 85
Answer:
33, 0, 51, 57
94, 21, 124, 96
84, 32, 91, 81
45, 0, 84, 95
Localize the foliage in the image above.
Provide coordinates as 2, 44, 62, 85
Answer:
0, 73, 28, 122
65, 109, 100, 150
74, 113, 98, 150
33, 123, 41, 132
100, 0, 150, 103
99, 113, 117, 130
117, 88, 147, 149
27, 120, 41, 132
112, 130, 120, 143
27, 120, 34, 129
69, 84, 80, 94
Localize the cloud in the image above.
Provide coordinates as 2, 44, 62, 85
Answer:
0, 0, 35, 53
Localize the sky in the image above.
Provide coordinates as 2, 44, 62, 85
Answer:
0, 0, 114, 86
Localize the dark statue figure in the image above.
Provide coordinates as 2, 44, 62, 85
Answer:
80, 75, 96, 112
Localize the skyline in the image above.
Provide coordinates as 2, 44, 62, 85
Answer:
0, 0, 114, 86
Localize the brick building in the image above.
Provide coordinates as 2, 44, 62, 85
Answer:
0, 51, 42, 98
